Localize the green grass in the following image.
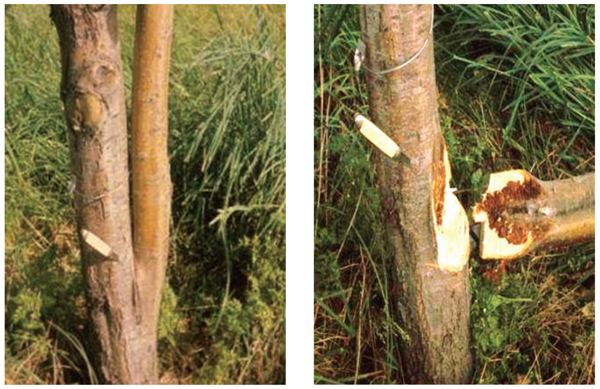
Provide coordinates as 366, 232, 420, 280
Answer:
5, 4, 285, 384
314, 4, 594, 384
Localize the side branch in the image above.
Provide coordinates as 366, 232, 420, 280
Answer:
473, 171, 594, 259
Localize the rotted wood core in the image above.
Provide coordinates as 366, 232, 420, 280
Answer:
432, 141, 447, 226
474, 170, 594, 259
360, 4, 472, 383
476, 174, 549, 245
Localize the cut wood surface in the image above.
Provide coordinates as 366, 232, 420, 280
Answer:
473, 170, 594, 259
434, 147, 470, 273
360, 4, 471, 383
355, 114, 401, 159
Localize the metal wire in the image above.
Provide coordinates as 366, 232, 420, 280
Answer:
363, 4, 435, 76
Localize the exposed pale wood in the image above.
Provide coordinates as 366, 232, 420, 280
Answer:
473, 170, 594, 259
81, 229, 113, 258
360, 4, 472, 384
355, 114, 401, 158
434, 147, 470, 272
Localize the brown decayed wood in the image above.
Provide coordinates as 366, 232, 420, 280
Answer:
474, 171, 594, 259
432, 142, 446, 226
475, 177, 551, 245
360, 5, 471, 384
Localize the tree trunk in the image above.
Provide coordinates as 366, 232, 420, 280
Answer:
473, 170, 594, 259
51, 5, 173, 384
360, 5, 472, 383
131, 3, 174, 379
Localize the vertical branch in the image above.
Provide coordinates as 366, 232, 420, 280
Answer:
360, 5, 472, 383
131, 3, 174, 365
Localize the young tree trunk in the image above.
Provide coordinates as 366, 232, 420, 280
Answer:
360, 5, 472, 383
51, 5, 144, 383
51, 5, 173, 384
473, 170, 594, 259
131, 3, 174, 379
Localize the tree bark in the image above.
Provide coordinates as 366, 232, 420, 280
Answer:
131, 3, 174, 380
360, 5, 472, 383
51, 5, 145, 384
473, 170, 594, 259
51, 5, 173, 384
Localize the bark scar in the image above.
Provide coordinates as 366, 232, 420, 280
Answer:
65, 91, 107, 135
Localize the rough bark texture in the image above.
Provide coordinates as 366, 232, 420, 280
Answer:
50, 5, 151, 384
131, 3, 174, 379
360, 5, 472, 383
474, 171, 594, 259
51, 5, 172, 384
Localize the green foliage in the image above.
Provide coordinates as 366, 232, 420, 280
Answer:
196, 236, 285, 384
315, 4, 594, 385
314, 4, 400, 384
164, 6, 286, 383
469, 249, 595, 384
471, 273, 537, 357
437, 5, 595, 136
5, 4, 285, 384
158, 284, 186, 347
435, 4, 595, 184
434, 7, 595, 382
